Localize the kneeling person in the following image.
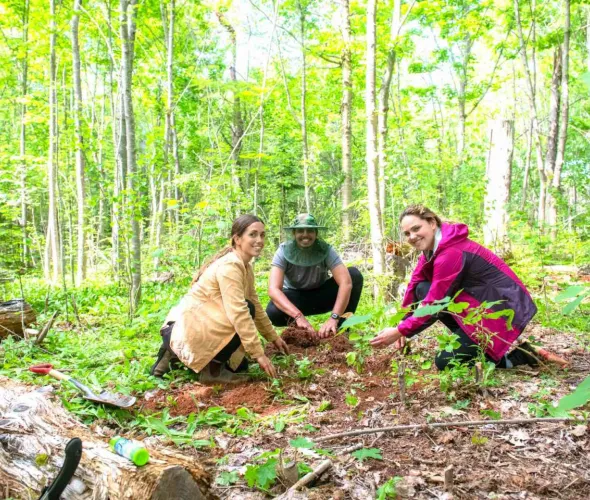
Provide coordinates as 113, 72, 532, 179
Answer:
266, 213, 363, 338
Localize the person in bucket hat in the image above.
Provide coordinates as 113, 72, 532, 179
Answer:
266, 213, 363, 338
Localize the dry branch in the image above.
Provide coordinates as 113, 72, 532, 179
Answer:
315, 417, 577, 442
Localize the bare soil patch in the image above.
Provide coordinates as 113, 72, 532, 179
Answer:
140, 324, 590, 499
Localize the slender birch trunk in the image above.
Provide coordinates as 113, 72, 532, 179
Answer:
120, 0, 141, 313
377, 0, 401, 234
544, 47, 562, 225
366, 0, 385, 284
72, 0, 86, 285
45, 0, 61, 283
20, 0, 30, 267
484, 120, 514, 256
299, 1, 311, 213
549, 0, 570, 235
340, 0, 353, 241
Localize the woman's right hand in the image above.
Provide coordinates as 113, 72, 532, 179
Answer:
295, 315, 315, 332
256, 355, 277, 378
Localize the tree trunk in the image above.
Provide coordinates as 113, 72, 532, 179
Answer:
120, 0, 141, 313
0, 300, 36, 339
376, 0, 401, 235
45, 0, 62, 284
72, 0, 86, 286
0, 378, 211, 499
543, 46, 562, 224
366, 0, 385, 283
19, 0, 30, 268
520, 120, 533, 211
483, 120, 514, 256
514, 0, 546, 225
340, 0, 353, 242
549, 0, 571, 235
300, 2, 311, 213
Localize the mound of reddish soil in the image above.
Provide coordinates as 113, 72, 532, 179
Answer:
281, 326, 320, 347
219, 383, 271, 413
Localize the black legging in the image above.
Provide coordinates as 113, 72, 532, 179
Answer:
414, 282, 529, 370
266, 267, 363, 327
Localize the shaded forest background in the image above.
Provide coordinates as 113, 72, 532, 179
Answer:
0, 0, 588, 311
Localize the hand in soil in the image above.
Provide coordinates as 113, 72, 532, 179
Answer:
318, 317, 338, 338
256, 354, 277, 378
272, 337, 290, 355
295, 315, 315, 333
371, 327, 403, 349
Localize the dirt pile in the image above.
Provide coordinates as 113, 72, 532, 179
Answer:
281, 326, 320, 347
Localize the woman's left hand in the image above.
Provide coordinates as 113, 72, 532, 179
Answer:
273, 338, 290, 355
370, 327, 403, 348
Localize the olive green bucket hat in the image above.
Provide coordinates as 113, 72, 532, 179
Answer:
284, 213, 327, 230
283, 213, 330, 266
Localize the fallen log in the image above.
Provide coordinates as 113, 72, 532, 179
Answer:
0, 299, 36, 339
0, 377, 212, 499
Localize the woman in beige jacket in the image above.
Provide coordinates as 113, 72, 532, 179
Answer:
150, 215, 289, 383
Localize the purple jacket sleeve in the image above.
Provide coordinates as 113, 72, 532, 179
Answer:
397, 248, 464, 337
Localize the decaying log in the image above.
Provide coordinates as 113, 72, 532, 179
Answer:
0, 300, 36, 339
0, 377, 212, 499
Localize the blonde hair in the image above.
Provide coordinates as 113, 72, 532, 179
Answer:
191, 214, 264, 285
399, 204, 442, 227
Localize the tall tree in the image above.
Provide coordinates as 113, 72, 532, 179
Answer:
120, 0, 141, 312
340, 0, 353, 241
72, 0, 86, 285
19, 0, 30, 267
548, 0, 571, 234
366, 0, 385, 281
377, 0, 402, 232
299, 0, 311, 213
483, 119, 514, 256
45, 0, 62, 283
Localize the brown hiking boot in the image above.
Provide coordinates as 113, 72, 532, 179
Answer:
199, 361, 248, 385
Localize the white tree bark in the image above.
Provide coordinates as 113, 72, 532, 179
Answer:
548, 0, 571, 234
72, 0, 86, 285
120, 0, 142, 312
340, 0, 353, 241
484, 120, 514, 256
45, 0, 62, 283
366, 0, 385, 280
19, 0, 30, 268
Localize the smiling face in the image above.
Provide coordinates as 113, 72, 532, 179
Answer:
401, 215, 438, 252
293, 228, 317, 249
234, 222, 266, 262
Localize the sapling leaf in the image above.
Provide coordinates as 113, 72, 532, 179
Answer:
484, 309, 514, 330
340, 313, 373, 329
551, 375, 590, 416
448, 301, 469, 313
413, 303, 446, 317
290, 437, 316, 449
555, 285, 586, 302
352, 448, 382, 462
562, 294, 587, 315
216, 470, 239, 486
244, 458, 278, 489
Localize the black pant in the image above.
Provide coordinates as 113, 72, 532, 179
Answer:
163, 300, 254, 373
414, 281, 526, 370
265, 267, 363, 327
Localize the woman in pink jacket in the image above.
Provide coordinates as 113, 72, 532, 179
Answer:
371, 205, 539, 370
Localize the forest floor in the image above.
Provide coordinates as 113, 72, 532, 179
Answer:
137, 323, 590, 499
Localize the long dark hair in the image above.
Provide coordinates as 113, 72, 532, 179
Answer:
191, 214, 264, 285
399, 204, 442, 227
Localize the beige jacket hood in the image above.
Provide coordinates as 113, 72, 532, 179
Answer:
167, 251, 278, 373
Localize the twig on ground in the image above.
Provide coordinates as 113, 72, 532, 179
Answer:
444, 465, 454, 491
35, 311, 59, 346
286, 459, 332, 492
315, 417, 579, 442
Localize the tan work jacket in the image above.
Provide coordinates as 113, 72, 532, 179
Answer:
168, 251, 278, 373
